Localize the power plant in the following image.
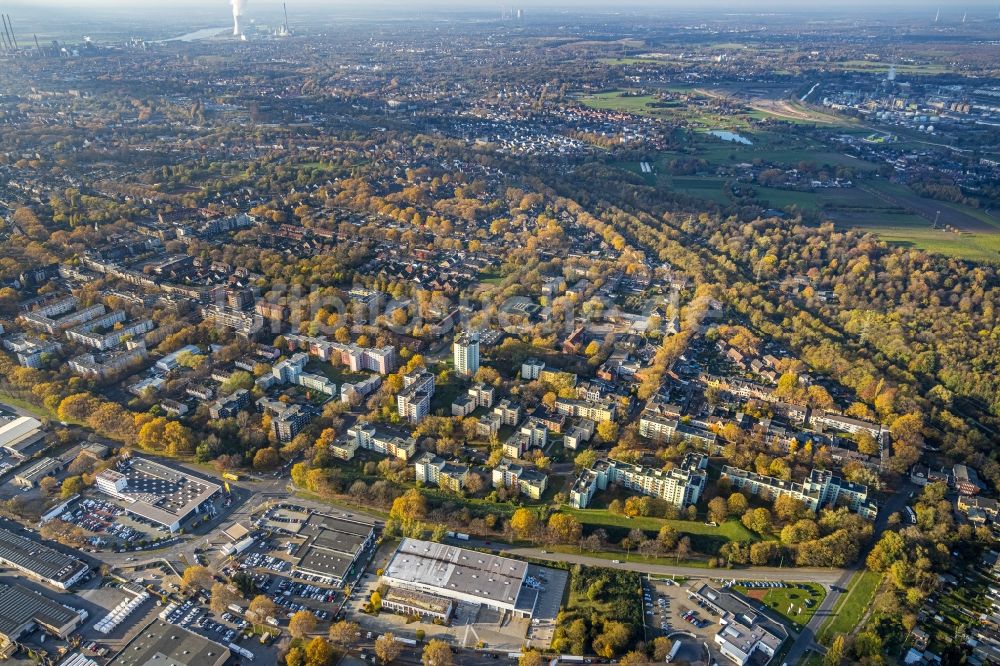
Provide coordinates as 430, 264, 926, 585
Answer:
277, 3, 291, 38
231, 0, 247, 40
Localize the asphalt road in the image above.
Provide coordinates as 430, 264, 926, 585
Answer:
500, 545, 847, 584
783, 478, 917, 664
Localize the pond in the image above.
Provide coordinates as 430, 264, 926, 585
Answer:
708, 130, 753, 145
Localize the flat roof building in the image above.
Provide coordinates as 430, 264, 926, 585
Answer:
688, 583, 786, 666
381, 538, 541, 619
0, 416, 45, 460
289, 513, 376, 586
570, 454, 708, 510
94, 456, 221, 533
0, 583, 85, 655
0, 527, 89, 590
721, 465, 878, 520
108, 620, 230, 666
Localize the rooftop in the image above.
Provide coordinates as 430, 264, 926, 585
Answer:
97, 456, 221, 528
0, 583, 80, 640
0, 527, 88, 587
383, 538, 528, 607
108, 620, 229, 666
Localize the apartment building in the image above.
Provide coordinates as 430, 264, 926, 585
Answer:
492, 459, 548, 500
346, 424, 416, 460
570, 454, 708, 509
721, 466, 878, 519
453, 330, 480, 377
414, 452, 470, 492
555, 397, 615, 423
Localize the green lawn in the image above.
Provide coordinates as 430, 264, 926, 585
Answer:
561, 507, 756, 554
851, 220, 1000, 263
0, 392, 83, 425
668, 176, 731, 204
817, 569, 883, 645
799, 651, 825, 666
305, 359, 370, 385
578, 91, 664, 116
733, 583, 826, 630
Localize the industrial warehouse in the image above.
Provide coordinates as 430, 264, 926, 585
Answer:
379, 538, 559, 621
94, 456, 221, 533
0, 583, 86, 657
0, 527, 89, 590
108, 620, 230, 666
287, 513, 377, 586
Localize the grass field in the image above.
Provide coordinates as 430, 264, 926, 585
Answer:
734, 583, 826, 630
751, 181, 1000, 263
561, 506, 757, 554
800, 651, 825, 666
668, 176, 731, 204
578, 91, 665, 116
549, 543, 710, 568
599, 56, 669, 66
816, 570, 882, 645
305, 359, 370, 385
0, 392, 82, 425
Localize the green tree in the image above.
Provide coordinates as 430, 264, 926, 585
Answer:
374, 633, 402, 664
61, 475, 85, 499
289, 610, 318, 638
510, 508, 539, 538
421, 639, 453, 666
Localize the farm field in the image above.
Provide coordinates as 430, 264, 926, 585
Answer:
592, 87, 999, 263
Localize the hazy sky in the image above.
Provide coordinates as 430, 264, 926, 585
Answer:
7, 0, 1000, 9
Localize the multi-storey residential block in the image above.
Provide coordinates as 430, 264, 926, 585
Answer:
257, 397, 311, 442
570, 454, 708, 509
467, 383, 495, 408
347, 424, 416, 460
521, 358, 545, 380
65, 311, 154, 351
810, 411, 884, 439
20, 301, 105, 335
282, 334, 396, 374
398, 369, 435, 424
476, 413, 502, 439
563, 421, 594, 450
68, 341, 148, 379
493, 399, 522, 426
209, 389, 252, 419
519, 418, 548, 449
503, 433, 532, 460
2, 335, 61, 368
492, 459, 548, 499
721, 466, 878, 519
453, 330, 480, 377
555, 397, 615, 423
414, 452, 469, 492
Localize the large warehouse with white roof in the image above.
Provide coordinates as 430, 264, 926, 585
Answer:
94, 456, 221, 533
380, 538, 543, 619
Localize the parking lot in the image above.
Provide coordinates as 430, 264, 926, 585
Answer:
220, 536, 342, 627
642, 577, 722, 662
59, 496, 156, 550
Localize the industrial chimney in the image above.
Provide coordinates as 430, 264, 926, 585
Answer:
231, 0, 247, 39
